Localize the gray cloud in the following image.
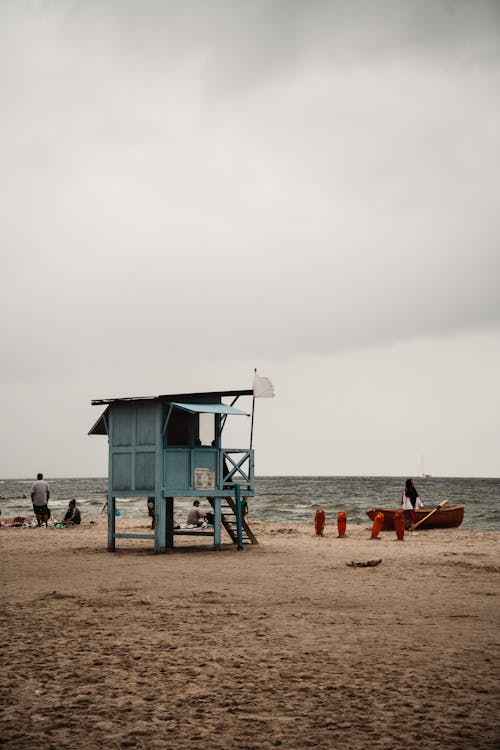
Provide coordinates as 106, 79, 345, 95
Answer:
1, 1, 499, 475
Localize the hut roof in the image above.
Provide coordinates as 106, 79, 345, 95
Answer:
91, 389, 252, 406
88, 389, 253, 435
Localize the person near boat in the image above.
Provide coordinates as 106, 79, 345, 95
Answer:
401, 479, 423, 532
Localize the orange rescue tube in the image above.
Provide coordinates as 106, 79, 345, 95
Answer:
315, 508, 326, 536
337, 511, 347, 537
394, 510, 405, 541
370, 511, 384, 539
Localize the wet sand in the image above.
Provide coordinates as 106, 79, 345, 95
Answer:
1, 519, 499, 749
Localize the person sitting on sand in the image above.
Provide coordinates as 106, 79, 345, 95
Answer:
401, 479, 423, 533
186, 500, 206, 527
64, 499, 81, 526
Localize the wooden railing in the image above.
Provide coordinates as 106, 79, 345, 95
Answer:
221, 449, 254, 491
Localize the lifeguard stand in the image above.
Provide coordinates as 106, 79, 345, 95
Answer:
88, 389, 257, 552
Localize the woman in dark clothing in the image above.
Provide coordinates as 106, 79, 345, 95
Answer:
401, 479, 423, 533
147, 497, 155, 530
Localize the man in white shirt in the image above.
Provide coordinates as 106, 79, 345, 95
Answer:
186, 500, 206, 527
31, 473, 50, 527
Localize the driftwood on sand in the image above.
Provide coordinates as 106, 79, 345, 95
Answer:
346, 558, 382, 567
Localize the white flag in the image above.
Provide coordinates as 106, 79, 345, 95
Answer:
253, 371, 275, 398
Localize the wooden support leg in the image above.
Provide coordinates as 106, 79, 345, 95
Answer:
155, 495, 167, 553
107, 495, 115, 552
165, 496, 174, 550
235, 485, 243, 551
213, 496, 221, 551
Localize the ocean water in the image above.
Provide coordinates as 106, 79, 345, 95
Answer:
1, 476, 498, 530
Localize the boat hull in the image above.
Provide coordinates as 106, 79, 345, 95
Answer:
366, 505, 464, 531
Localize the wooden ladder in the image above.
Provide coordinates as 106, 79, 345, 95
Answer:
208, 496, 258, 545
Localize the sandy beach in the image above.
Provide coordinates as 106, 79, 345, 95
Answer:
1, 519, 498, 749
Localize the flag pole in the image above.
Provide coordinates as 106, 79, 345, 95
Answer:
250, 368, 256, 449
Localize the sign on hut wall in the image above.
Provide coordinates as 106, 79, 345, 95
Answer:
194, 467, 216, 490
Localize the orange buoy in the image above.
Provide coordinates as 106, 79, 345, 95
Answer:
394, 510, 405, 541
370, 511, 384, 539
315, 508, 326, 536
337, 511, 347, 537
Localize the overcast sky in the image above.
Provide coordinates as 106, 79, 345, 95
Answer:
1, 0, 499, 479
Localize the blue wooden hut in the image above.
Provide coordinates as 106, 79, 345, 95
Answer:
89, 389, 257, 552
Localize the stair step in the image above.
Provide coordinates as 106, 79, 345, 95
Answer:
207, 496, 257, 545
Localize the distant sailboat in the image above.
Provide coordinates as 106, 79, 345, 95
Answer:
421, 455, 431, 478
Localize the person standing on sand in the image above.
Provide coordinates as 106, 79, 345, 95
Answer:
147, 496, 155, 530
401, 478, 423, 534
31, 473, 50, 527
241, 496, 248, 520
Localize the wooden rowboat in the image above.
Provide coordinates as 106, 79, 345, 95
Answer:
366, 505, 464, 531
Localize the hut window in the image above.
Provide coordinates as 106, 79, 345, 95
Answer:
166, 408, 191, 446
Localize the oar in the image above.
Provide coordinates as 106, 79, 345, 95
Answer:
413, 498, 449, 530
